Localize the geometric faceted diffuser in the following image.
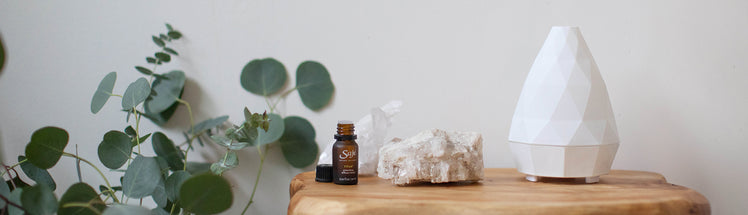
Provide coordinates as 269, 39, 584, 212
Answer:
508, 26, 619, 183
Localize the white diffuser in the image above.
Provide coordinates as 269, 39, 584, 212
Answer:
508, 26, 619, 183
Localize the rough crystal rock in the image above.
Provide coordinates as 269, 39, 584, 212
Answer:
377, 129, 483, 185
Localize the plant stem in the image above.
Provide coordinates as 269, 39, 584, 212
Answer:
133, 109, 142, 154
241, 145, 268, 215
176, 98, 195, 133
62, 153, 120, 203
61, 202, 103, 215
0, 159, 26, 178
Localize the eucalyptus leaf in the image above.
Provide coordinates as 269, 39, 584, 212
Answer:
18, 156, 56, 190
152, 179, 168, 208
146, 57, 157, 64
124, 126, 136, 136
102, 204, 151, 215
58, 183, 106, 215
279, 116, 319, 168
121, 78, 151, 110
296, 61, 335, 110
131, 133, 151, 147
143, 88, 182, 125
165, 23, 173, 31
97, 131, 132, 169
167, 31, 182, 39
179, 173, 232, 214
135, 66, 153, 76
151, 208, 170, 215
152, 132, 184, 171
256, 113, 284, 145
240, 58, 287, 96
144, 70, 185, 114
163, 47, 178, 56
210, 151, 238, 175
0, 178, 9, 208
91, 72, 117, 114
165, 171, 190, 202
152, 36, 165, 47
159, 34, 169, 41
8, 189, 23, 215
25, 127, 69, 169
21, 185, 57, 215
155, 52, 171, 63
191, 115, 228, 134
122, 156, 161, 198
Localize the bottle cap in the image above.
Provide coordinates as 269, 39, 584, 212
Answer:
315, 164, 333, 182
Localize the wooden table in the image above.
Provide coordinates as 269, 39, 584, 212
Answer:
288, 168, 709, 215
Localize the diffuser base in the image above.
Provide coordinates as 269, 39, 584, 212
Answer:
509, 141, 619, 178
525, 175, 600, 184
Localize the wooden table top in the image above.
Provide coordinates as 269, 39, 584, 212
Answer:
288, 168, 709, 215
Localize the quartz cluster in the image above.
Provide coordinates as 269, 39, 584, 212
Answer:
377, 129, 484, 185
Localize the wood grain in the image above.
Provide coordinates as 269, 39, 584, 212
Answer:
288, 168, 709, 215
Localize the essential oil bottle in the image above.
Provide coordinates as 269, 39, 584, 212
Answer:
332, 120, 358, 185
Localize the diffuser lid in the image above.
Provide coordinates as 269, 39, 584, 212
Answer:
508, 26, 619, 146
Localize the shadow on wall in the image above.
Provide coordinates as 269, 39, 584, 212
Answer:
1, 32, 5, 76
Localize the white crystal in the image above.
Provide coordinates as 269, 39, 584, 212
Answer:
377, 129, 484, 185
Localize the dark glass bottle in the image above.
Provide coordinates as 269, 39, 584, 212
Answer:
332, 121, 358, 185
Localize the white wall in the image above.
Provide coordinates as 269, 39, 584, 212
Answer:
1, 0, 746, 214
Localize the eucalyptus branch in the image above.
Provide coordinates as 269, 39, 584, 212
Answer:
61, 202, 103, 215
241, 145, 269, 215
176, 98, 195, 132
62, 153, 120, 203
0, 159, 26, 178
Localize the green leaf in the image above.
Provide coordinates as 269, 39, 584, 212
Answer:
25, 127, 69, 169
97, 131, 132, 169
152, 36, 165, 47
142, 88, 182, 125
191, 115, 228, 134
159, 34, 169, 41
124, 126, 136, 136
122, 156, 161, 198
165, 23, 174, 31
185, 162, 211, 175
163, 47, 178, 56
155, 52, 171, 63
58, 183, 105, 215
167, 31, 182, 39
179, 173, 232, 214
256, 113, 284, 145
144, 70, 185, 114
152, 132, 184, 171
102, 204, 151, 215
131, 133, 151, 147
152, 179, 168, 208
134, 66, 153, 76
296, 61, 335, 110
240, 58, 287, 96
21, 185, 57, 215
0, 177, 9, 208
18, 156, 56, 190
121, 78, 151, 110
279, 116, 319, 168
91, 72, 117, 114
210, 151, 238, 175
8, 188, 23, 215
146, 57, 157, 64
165, 171, 190, 202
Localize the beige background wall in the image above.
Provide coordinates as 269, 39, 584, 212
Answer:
1, 0, 746, 214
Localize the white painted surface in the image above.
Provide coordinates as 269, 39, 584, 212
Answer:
0, 0, 746, 214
